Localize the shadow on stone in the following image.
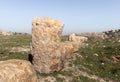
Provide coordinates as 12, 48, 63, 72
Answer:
28, 54, 33, 64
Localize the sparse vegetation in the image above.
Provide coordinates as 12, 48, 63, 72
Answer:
0, 35, 31, 61
75, 40, 120, 81
0, 30, 120, 81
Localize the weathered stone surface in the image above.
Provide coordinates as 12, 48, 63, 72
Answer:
0, 31, 13, 36
61, 41, 79, 59
37, 76, 56, 82
69, 33, 88, 43
0, 59, 36, 82
80, 32, 108, 41
10, 46, 30, 52
68, 33, 88, 49
31, 17, 64, 73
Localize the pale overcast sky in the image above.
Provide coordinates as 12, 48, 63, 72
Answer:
0, 0, 120, 34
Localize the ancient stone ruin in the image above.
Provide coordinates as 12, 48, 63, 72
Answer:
61, 41, 78, 59
0, 59, 36, 82
31, 18, 64, 73
31, 17, 86, 73
31, 18, 87, 73
68, 33, 88, 48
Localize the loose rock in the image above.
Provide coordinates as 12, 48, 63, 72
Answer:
0, 59, 36, 82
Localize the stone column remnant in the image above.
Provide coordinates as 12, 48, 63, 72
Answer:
31, 17, 64, 73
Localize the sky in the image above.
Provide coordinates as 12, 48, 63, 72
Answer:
0, 0, 120, 34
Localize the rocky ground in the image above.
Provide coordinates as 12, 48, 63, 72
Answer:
0, 29, 120, 82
